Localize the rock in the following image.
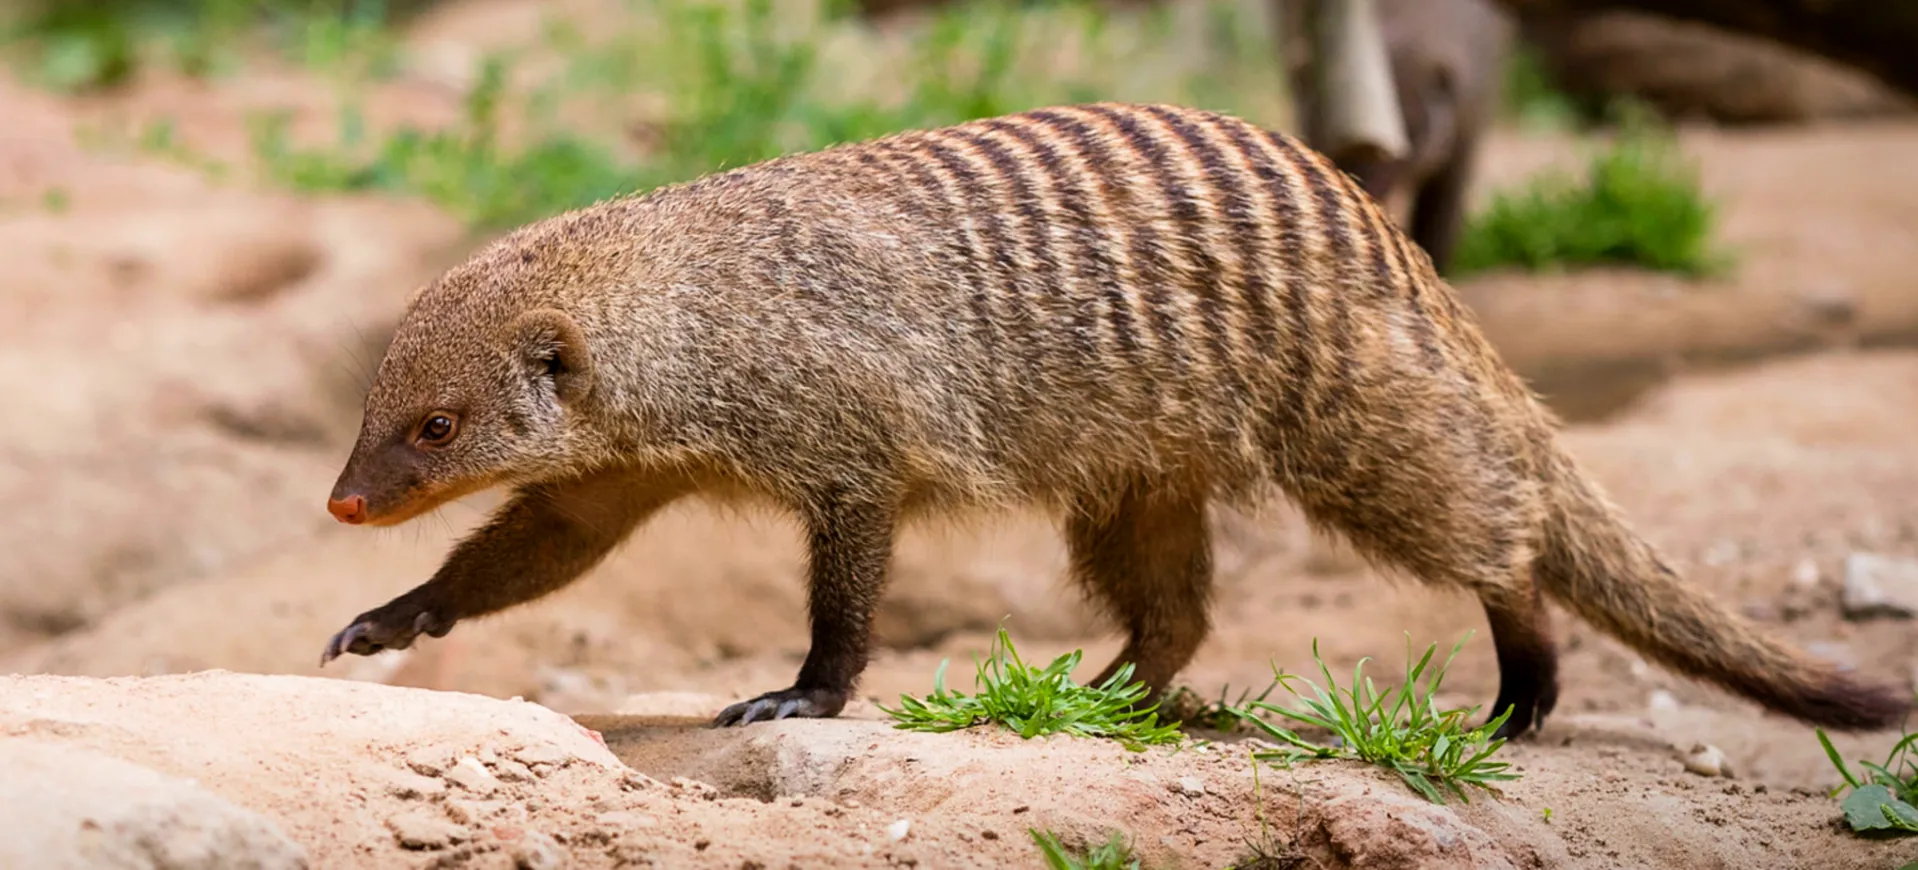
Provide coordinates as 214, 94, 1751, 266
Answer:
620, 770, 665, 791
384, 768, 450, 800
887, 819, 913, 842
513, 741, 575, 769
1313, 788, 1516, 869
1174, 776, 1207, 797
1648, 690, 1681, 712
1841, 553, 1918, 619
1791, 558, 1822, 589
447, 756, 503, 795
444, 799, 499, 826
1679, 743, 1733, 778
511, 831, 566, 870
387, 809, 467, 850
0, 741, 308, 870
494, 759, 536, 783
406, 746, 456, 777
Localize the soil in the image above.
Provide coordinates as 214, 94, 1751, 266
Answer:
3, 3, 1918, 868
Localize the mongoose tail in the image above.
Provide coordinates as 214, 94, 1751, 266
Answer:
1536, 445, 1912, 732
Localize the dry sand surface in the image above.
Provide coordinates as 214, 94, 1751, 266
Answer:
4, 4, 1918, 867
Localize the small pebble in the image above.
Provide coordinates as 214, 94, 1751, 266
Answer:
887, 819, 912, 842
620, 770, 663, 791
1679, 743, 1732, 778
1791, 559, 1821, 589
513, 742, 573, 768
1841, 552, 1918, 620
510, 831, 564, 870
387, 811, 465, 850
1174, 776, 1206, 797
493, 760, 536, 783
385, 769, 448, 800
444, 799, 496, 826
447, 757, 502, 795
1648, 690, 1680, 712
406, 746, 455, 777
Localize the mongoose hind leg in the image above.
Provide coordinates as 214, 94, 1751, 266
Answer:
1480, 580, 1561, 740
1277, 415, 1558, 738
714, 497, 898, 727
1066, 482, 1215, 700
320, 470, 686, 665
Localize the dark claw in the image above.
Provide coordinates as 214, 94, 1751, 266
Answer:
317, 602, 454, 667
712, 687, 849, 727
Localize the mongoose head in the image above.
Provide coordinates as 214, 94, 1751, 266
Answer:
326, 266, 599, 527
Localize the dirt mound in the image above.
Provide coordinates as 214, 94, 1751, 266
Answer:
0, 741, 307, 870
1522, 10, 1915, 125
5, 672, 1907, 869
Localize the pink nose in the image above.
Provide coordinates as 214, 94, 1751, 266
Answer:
328, 495, 367, 525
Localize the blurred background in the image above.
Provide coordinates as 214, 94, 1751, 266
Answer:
0, 0, 1914, 789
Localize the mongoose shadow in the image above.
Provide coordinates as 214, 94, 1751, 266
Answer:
316, 103, 1908, 740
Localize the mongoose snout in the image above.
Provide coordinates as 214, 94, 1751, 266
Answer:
327, 495, 368, 525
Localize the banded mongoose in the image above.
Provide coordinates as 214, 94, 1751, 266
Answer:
319, 102, 1909, 738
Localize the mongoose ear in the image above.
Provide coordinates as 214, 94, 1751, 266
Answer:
511, 309, 595, 404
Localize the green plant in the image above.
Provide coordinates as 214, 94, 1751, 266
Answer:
1163, 679, 1280, 733
1452, 128, 1728, 278
2, 0, 401, 90
879, 626, 1183, 751
246, 53, 645, 228
1222, 748, 1308, 870
4, 3, 140, 91
1499, 44, 1583, 131
1818, 725, 1918, 836
1030, 829, 1141, 870
1230, 634, 1518, 805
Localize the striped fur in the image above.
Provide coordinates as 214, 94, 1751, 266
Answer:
323, 103, 1910, 737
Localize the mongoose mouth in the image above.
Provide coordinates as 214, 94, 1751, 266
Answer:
327, 477, 493, 528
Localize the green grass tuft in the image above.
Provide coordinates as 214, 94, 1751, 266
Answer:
878, 626, 1183, 751
1229, 633, 1518, 805
1452, 128, 1728, 278
1030, 829, 1142, 870
1818, 722, 1918, 836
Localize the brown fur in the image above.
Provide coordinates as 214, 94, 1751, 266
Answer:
320, 102, 1910, 737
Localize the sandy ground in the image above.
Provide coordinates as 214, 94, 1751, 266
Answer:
3, 2, 1918, 867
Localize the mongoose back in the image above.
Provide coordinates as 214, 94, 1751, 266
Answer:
319, 102, 1909, 737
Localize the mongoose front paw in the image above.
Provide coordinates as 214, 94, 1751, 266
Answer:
712, 687, 849, 727
319, 605, 455, 665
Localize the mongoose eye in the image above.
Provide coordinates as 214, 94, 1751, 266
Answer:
417, 413, 459, 447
